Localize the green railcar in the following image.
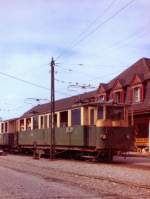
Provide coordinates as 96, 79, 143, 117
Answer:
0, 102, 135, 162
0, 133, 17, 148
17, 125, 134, 161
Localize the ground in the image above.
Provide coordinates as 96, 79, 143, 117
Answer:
0, 154, 150, 199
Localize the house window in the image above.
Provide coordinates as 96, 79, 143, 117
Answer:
99, 95, 105, 102
114, 92, 121, 103
113, 91, 124, 103
133, 87, 141, 103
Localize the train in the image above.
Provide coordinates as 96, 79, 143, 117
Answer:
0, 96, 134, 162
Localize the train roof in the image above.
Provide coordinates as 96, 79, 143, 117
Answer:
21, 90, 96, 118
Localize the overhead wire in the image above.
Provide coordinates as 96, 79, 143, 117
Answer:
54, 0, 139, 86
0, 0, 141, 117
44, 0, 139, 95
0, 71, 69, 96
56, 27, 150, 84
73, 0, 116, 40
56, 0, 136, 61
55, 0, 118, 60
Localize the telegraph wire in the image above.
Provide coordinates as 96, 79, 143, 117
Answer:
73, 0, 116, 40
55, 0, 117, 60
96, 23, 150, 59
56, 0, 136, 61
0, 71, 49, 90
55, 26, 150, 81
112, 28, 150, 49
0, 71, 69, 96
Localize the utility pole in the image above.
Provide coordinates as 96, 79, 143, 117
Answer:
50, 57, 55, 160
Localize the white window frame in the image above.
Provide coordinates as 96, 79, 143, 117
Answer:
133, 87, 141, 103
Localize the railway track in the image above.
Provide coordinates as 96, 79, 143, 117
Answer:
0, 155, 150, 192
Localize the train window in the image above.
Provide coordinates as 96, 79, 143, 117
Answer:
98, 106, 103, 119
20, 119, 24, 131
49, 114, 57, 127
33, 116, 38, 129
60, 111, 68, 127
5, 122, 8, 132
26, 118, 31, 130
40, 116, 44, 128
1, 123, 4, 133
40, 115, 48, 129
71, 109, 81, 126
106, 106, 124, 120
90, 109, 95, 125
44, 115, 48, 128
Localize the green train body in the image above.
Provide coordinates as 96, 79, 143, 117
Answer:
0, 103, 135, 161
0, 125, 134, 160
18, 126, 133, 150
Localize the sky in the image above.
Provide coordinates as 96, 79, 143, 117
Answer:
0, 0, 150, 120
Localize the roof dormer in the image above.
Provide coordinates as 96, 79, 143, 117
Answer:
129, 74, 144, 103
130, 74, 143, 86
98, 83, 107, 94
112, 79, 124, 90
111, 79, 125, 104
97, 83, 107, 101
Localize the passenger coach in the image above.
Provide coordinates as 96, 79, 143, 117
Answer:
0, 93, 134, 161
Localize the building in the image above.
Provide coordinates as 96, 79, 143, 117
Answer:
97, 57, 150, 151
0, 57, 150, 151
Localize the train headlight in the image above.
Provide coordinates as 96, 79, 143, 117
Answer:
100, 134, 107, 140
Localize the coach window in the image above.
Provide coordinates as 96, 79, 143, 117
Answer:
1, 123, 4, 133
49, 114, 57, 127
20, 119, 24, 131
60, 111, 68, 127
26, 118, 31, 130
5, 122, 8, 133
98, 106, 103, 119
33, 116, 38, 129
90, 109, 95, 125
107, 106, 124, 120
71, 108, 81, 126
44, 115, 48, 128
40, 116, 44, 129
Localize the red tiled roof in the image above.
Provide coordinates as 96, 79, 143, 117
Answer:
97, 83, 108, 93
108, 57, 150, 89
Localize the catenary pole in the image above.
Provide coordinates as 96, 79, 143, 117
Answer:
50, 57, 55, 160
